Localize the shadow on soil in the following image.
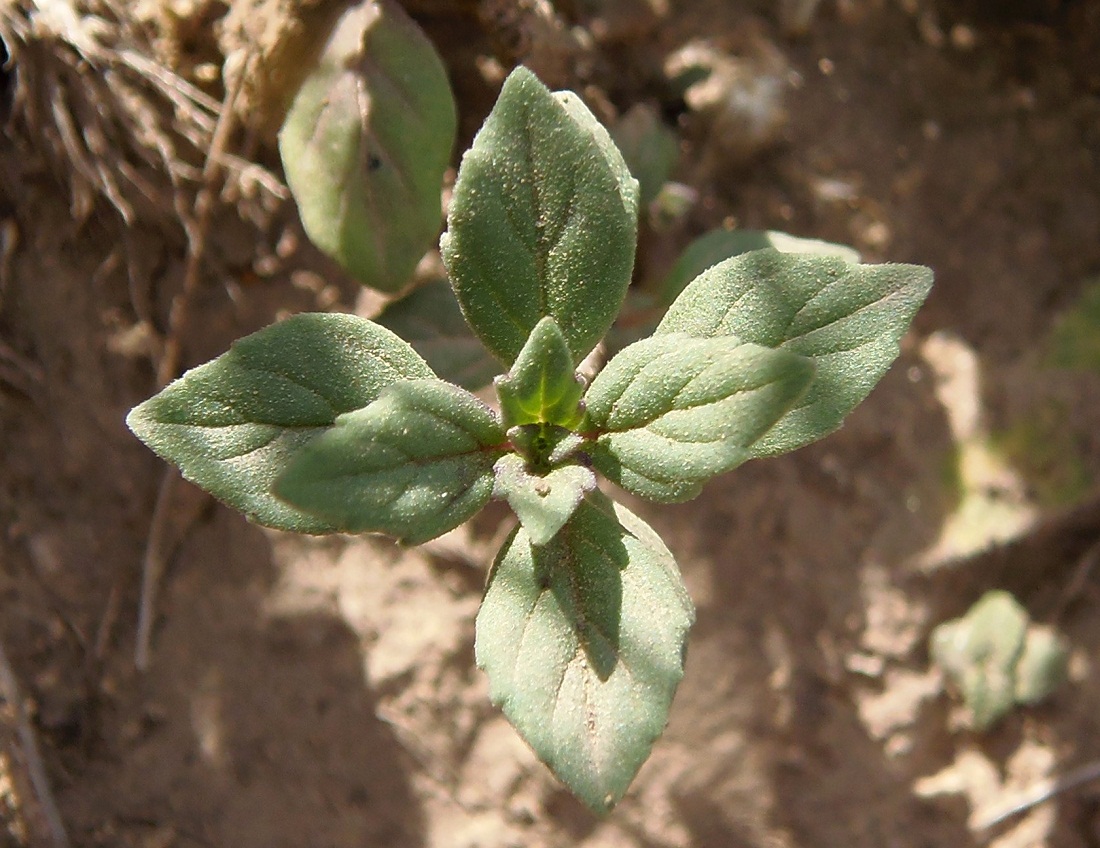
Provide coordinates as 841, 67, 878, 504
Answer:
62, 512, 428, 848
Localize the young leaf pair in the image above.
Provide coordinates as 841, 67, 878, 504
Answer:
127, 66, 932, 812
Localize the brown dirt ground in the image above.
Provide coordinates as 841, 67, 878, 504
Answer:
2, 1, 1100, 846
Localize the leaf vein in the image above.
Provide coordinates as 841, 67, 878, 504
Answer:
545, 170, 580, 257
519, 111, 549, 315
784, 274, 905, 341
237, 363, 340, 417
212, 428, 283, 460
459, 234, 537, 338
360, 56, 420, 117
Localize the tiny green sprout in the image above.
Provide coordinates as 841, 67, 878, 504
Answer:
931, 589, 1068, 730
127, 66, 932, 812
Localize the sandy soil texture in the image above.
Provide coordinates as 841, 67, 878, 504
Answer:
2, 1, 1100, 846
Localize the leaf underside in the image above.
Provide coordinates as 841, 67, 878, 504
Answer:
657, 248, 933, 457
126, 313, 435, 533
279, 0, 456, 292
442, 66, 639, 366
275, 379, 506, 544
476, 492, 694, 813
584, 332, 815, 501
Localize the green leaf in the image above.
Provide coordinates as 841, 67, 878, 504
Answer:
657, 248, 932, 458
127, 314, 435, 533
507, 424, 585, 470
275, 379, 507, 543
476, 493, 694, 812
931, 590, 1027, 730
931, 590, 1069, 730
659, 229, 861, 307
279, 0, 456, 292
611, 103, 679, 207
496, 317, 585, 430
492, 453, 596, 546
441, 66, 639, 366
376, 280, 501, 390
1014, 629, 1068, 706
584, 333, 814, 501
609, 231, 857, 358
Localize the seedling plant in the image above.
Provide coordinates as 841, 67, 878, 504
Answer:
128, 65, 932, 812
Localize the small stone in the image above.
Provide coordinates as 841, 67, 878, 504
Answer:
950, 24, 977, 51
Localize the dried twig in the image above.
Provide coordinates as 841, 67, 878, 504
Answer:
1051, 536, 1100, 623
134, 467, 179, 672
156, 51, 248, 386
0, 636, 72, 848
975, 758, 1100, 833
135, 51, 251, 672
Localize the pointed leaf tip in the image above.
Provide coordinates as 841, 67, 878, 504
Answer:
658, 248, 932, 457
126, 313, 435, 533
493, 453, 595, 545
442, 66, 639, 366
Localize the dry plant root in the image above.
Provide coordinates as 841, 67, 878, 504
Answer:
0, 0, 220, 227
0, 637, 72, 848
135, 50, 251, 672
0, 2, 278, 669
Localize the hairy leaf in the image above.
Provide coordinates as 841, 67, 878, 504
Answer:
584, 333, 814, 501
126, 314, 434, 532
441, 66, 639, 365
476, 493, 694, 812
496, 317, 585, 430
509, 425, 586, 467
492, 453, 596, 545
660, 229, 861, 307
657, 248, 932, 457
376, 280, 501, 390
276, 379, 506, 543
608, 229, 855, 356
279, 0, 456, 291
